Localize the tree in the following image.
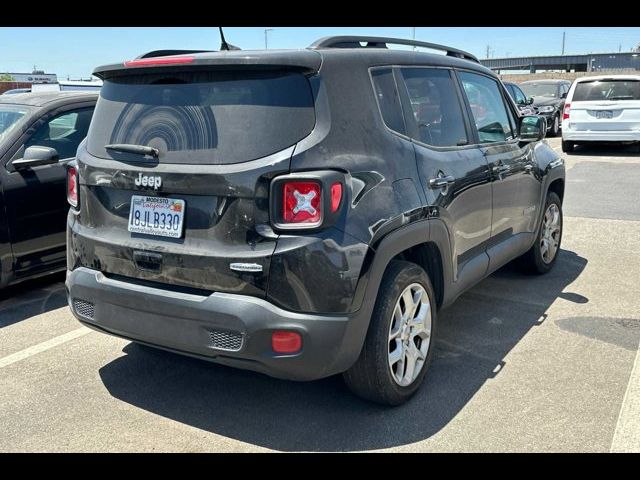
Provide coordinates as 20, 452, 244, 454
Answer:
634, 43, 640, 53
0, 73, 14, 82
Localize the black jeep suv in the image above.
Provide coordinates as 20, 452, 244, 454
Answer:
66, 37, 565, 405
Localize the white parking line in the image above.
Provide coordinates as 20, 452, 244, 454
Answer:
0, 327, 91, 369
611, 342, 640, 452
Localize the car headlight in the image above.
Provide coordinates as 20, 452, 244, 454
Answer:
537, 106, 555, 113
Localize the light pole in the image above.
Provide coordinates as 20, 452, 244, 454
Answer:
411, 27, 416, 50
264, 28, 274, 49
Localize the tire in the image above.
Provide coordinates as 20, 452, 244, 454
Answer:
561, 140, 574, 153
343, 260, 437, 406
548, 114, 560, 137
518, 191, 563, 275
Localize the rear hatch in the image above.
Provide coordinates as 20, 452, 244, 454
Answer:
569, 78, 640, 131
72, 52, 320, 296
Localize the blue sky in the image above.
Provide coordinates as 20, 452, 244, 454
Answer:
2, 27, 639, 78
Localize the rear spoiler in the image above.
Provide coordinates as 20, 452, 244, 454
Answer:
93, 50, 323, 80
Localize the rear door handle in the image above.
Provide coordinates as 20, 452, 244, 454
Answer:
429, 175, 456, 189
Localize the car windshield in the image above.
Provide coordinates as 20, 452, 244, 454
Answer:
520, 83, 559, 98
572, 80, 640, 101
0, 105, 32, 143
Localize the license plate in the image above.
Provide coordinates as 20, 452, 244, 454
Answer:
128, 195, 185, 238
596, 110, 613, 119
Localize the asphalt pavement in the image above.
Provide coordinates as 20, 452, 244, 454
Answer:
1, 137, 639, 452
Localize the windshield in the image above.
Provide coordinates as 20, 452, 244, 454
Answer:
0, 105, 32, 143
520, 83, 559, 98
87, 70, 315, 165
573, 80, 640, 101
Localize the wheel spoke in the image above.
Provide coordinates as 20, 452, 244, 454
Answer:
388, 342, 403, 366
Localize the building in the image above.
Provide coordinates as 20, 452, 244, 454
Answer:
481, 52, 640, 73
0, 71, 58, 94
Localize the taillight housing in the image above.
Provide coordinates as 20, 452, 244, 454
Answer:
563, 103, 571, 121
67, 165, 79, 208
270, 171, 345, 231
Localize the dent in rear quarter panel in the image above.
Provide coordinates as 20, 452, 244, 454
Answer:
266, 53, 422, 313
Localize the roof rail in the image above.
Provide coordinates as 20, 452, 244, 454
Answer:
136, 49, 214, 59
309, 36, 479, 63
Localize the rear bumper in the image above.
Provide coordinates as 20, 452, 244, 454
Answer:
66, 267, 364, 381
562, 129, 640, 142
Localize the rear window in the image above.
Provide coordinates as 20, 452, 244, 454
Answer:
87, 70, 315, 164
572, 79, 640, 101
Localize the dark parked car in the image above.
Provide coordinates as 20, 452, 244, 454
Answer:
2, 88, 31, 95
519, 79, 572, 137
66, 37, 565, 405
0, 91, 97, 288
504, 81, 535, 115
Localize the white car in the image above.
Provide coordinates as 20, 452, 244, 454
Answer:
562, 75, 640, 152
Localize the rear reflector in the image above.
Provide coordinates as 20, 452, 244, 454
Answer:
67, 166, 78, 208
272, 331, 302, 354
124, 56, 195, 67
330, 182, 342, 213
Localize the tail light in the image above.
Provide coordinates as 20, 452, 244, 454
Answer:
67, 166, 78, 208
124, 56, 195, 67
270, 172, 344, 231
563, 103, 571, 121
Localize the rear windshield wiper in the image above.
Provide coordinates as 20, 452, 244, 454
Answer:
105, 144, 159, 158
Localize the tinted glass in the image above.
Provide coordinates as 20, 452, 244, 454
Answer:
0, 105, 32, 143
371, 68, 406, 134
87, 71, 315, 165
400, 68, 468, 147
512, 85, 527, 104
459, 72, 515, 144
572, 80, 640, 101
26, 108, 94, 159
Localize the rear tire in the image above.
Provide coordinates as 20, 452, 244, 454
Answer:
518, 191, 563, 275
561, 140, 574, 153
343, 260, 436, 406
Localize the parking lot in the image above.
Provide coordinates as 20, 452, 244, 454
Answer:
1, 136, 639, 452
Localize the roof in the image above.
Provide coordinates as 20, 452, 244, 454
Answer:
520, 79, 571, 85
573, 74, 640, 83
0, 91, 98, 107
93, 45, 493, 79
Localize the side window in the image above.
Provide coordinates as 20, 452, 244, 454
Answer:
513, 86, 527, 105
371, 68, 406, 135
399, 68, 468, 147
25, 107, 94, 159
459, 72, 516, 144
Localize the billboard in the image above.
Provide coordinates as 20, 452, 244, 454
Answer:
1, 73, 58, 84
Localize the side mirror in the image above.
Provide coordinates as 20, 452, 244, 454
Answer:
519, 115, 546, 143
526, 97, 534, 105
561, 92, 568, 99
12, 146, 59, 170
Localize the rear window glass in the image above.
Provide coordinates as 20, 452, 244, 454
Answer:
371, 68, 406, 135
572, 80, 640, 101
87, 70, 315, 164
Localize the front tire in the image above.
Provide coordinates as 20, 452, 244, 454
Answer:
518, 191, 563, 274
343, 260, 436, 406
549, 114, 560, 137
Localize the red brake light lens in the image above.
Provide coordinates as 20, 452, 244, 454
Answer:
67, 166, 78, 208
563, 103, 571, 120
330, 182, 342, 213
272, 331, 302, 354
282, 181, 322, 224
123, 56, 195, 67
